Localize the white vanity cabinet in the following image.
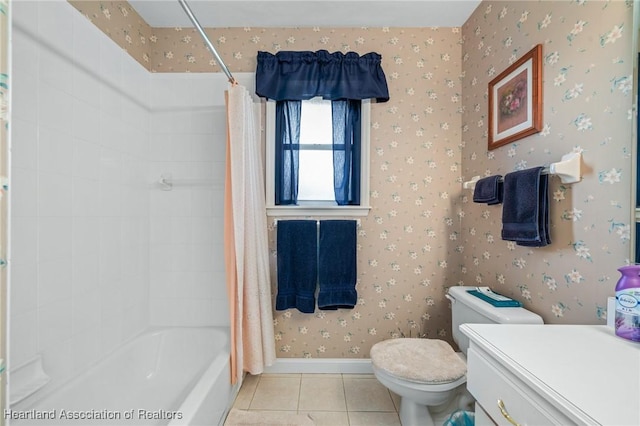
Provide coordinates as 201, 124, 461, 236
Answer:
460, 324, 640, 425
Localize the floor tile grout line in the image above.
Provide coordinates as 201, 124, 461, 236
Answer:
246, 374, 260, 410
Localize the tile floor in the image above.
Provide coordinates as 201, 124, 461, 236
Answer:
229, 373, 403, 426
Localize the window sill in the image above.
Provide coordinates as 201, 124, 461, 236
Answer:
266, 205, 371, 217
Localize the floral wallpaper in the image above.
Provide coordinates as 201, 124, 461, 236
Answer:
69, 1, 151, 68
461, 0, 634, 325
67, 0, 635, 358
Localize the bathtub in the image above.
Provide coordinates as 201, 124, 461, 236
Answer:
10, 327, 235, 426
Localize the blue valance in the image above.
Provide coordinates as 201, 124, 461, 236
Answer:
256, 50, 390, 102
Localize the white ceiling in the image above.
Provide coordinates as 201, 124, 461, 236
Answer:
128, 0, 481, 28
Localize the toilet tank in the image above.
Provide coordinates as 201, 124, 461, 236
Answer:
447, 286, 543, 354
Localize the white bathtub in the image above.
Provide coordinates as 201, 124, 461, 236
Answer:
10, 327, 234, 426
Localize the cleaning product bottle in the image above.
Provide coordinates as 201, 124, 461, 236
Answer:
615, 265, 640, 342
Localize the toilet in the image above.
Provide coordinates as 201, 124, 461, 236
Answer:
370, 286, 543, 426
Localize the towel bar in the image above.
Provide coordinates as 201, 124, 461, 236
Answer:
462, 152, 582, 190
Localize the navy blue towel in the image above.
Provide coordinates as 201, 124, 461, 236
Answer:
473, 175, 503, 205
517, 172, 550, 247
318, 220, 357, 310
276, 220, 317, 313
501, 167, 550, 247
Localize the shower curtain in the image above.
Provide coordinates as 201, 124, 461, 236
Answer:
224, 84, 276, 384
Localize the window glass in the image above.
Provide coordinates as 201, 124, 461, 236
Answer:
265, 99, 371, 217
298, 100, 334, 201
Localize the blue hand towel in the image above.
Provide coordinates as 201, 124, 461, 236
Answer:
501, 167, 550, 247
473, 175, 503, 205
276, 220, 317, 313
318, 220, 357, 310
517, 172, 551, 247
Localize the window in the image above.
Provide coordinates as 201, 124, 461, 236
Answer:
266, 98, 371, 216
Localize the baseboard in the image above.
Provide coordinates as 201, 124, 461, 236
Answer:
263, 358, 373, 374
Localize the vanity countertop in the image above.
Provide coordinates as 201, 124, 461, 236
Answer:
460, 324, 640, 425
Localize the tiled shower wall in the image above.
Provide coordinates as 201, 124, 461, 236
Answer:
147, 73, 228, 327
10, 1, 150, 389
9, 0, 229, 397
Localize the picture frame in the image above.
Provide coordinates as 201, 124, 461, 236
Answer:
488, 44, 543, 150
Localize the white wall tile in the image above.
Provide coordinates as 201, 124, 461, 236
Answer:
99, 36, 123, 89
9, 310, 38, 368
99, 182, 122, 217
10, 1, 152, 397
39, 47, 74, 96
38, 217, 72, 262
11, 1, 38, 34
37, 259, 72, 308
148, 133, 173, 162
150, 217, 171, 244
210, 299, 231, 326
11, 27, 39, 87
190, 189, 215, 218
37, 84, 74, 136
150, 298, 217, 326
191, 108, 225, 135
11, 168, 38, 218
71, 217, 100, 258
121, 56, 149, 105
149, 189, 192, 217
11, 118, 39, 171
72, 291, 101, 335
190, 132, 219, 161
99, 282, 123, 323
72, 99, 101, 144
98, 147, 122, 182
72, 68, 101, 109
71, 253, 99, 297
191, 271, 216, 299
38, 172, 72, 217
99, 218, 122, 282
99, 85, 123, 123
210, 188, 225, 218
191, 218, 215, 245
38, 299, 73, 352
100, 317, 123, 355
10, 262, 38, 316
71, 330, 101, 374
72, 138, 100, 180
72, 177, 100, 217
40, 339, 74, 385
38, 1, 74, 53
71, 9, 101, 76
9, 4, 234, 398
11, 66, 38, 124
171, 218, 192, 244
11, 217, 38, 264
38, 125, 74, 175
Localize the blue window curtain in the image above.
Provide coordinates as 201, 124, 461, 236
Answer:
332, 100, 361, 205
274, 100, 301, 205
256, 50, 389, 102
258, 50, 388, 206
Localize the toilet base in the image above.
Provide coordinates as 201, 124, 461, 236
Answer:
399, 398, 435, 426
397, 387, 474, 426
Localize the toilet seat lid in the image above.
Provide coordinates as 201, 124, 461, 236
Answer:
370, 338, 466, 384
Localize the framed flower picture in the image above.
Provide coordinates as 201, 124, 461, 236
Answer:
488, 44, 543, 150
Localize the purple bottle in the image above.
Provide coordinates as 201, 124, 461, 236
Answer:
615, 265, 640, 342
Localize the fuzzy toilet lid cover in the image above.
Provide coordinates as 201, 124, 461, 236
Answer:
370, 338, 467, 383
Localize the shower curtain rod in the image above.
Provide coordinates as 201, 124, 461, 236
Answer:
177, 0, 236, 84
